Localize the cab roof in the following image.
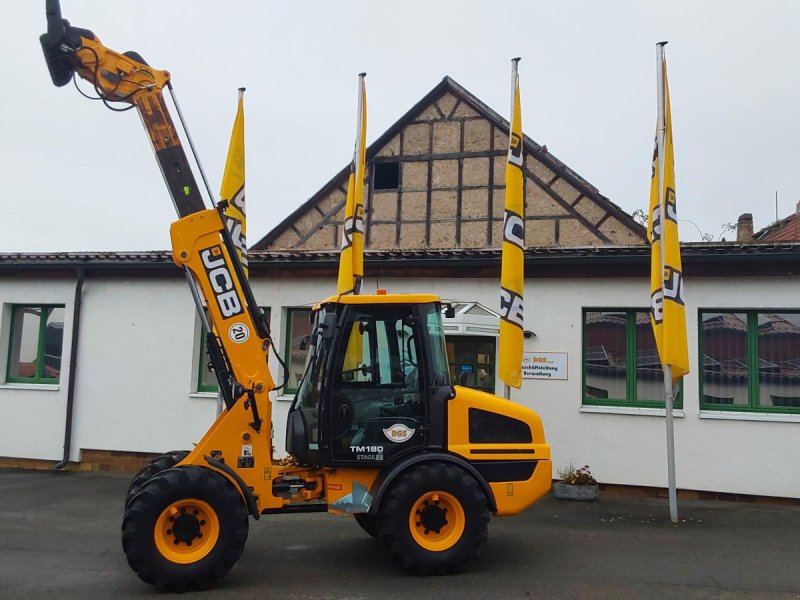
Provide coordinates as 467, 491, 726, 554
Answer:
318, 293, 441, 307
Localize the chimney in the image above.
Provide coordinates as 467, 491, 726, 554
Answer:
737, 213, 754, 242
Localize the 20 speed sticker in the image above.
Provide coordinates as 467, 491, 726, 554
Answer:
228, 322, 250, 344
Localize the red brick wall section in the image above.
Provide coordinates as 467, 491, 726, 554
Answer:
0, 449, 160, 473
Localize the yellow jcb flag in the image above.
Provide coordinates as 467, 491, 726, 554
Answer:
499, 59, 525, 390
221, 88, 247, 276
337, 73, 367, 295
648, 56, 689, 382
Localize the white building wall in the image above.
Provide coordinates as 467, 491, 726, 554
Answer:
69, 278, 217, 460
2, 272, 798, 498
0, 278, 77, 460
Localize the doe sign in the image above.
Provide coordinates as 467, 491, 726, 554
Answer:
522, 352, 568, 380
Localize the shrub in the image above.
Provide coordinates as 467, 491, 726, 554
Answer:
557, 462, 597, 486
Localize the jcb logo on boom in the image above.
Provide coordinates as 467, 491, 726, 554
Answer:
200, 246, 243, 319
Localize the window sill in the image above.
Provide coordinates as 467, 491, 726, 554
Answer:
699, 410, 800, 424
190, 392, 297, 403
0, 383, 60, 392
580, 405, 685, 418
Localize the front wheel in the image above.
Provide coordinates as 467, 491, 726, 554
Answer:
125, 450, 189, 507
377, 462, 489, 575
122, 466, 249, 591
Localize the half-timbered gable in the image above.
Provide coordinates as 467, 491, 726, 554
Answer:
254, 77, 645, 251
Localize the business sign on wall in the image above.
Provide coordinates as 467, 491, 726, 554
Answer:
522, 352, 568, 380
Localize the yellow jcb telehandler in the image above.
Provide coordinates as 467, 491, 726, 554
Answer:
40, 1, 551, 591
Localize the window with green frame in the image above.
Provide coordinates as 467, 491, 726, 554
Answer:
196, 307, 271, 393
582, 308, 681, 408
197, 331, 219, 393
699, 310, 800, 413
6, 305, 65, 384
284, 308, 313, 395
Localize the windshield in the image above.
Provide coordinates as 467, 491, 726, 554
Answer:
295, 323, 319, 400
292, 309, 330, 447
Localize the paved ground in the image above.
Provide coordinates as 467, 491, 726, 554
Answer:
0, 469, 798, 599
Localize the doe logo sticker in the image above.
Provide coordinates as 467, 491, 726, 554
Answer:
383, 423, 415, 443
228, 322, 250, 344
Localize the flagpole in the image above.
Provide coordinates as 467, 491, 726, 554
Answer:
504, 57, 520, 402
217, 86, 247, 418
501, 56, 522, 400
503, 53, 514, 402
353, 72, 366, 295
510, 57, 520, 130
656, 41, 679, 524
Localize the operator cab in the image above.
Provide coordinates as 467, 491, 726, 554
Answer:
286, 295, 454, 467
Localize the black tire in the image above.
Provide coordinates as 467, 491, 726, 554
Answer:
125, 450, 189, 506
122, 466, 249, 592
354, 513, 379, 538
377, 462, 489, 575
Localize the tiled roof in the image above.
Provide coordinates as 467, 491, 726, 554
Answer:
2, 243, 799, 269
0, 251, 172, 264
755, 214, 800, 242
759, 314, 800, 335
702, 313, 747, 332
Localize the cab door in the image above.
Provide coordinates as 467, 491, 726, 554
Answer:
327, 305, 426, 464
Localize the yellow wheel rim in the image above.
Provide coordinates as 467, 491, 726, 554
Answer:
154, 498, 220, 564
409, 491, 465, 552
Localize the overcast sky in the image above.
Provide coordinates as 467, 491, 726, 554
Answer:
3, 1, 800, 252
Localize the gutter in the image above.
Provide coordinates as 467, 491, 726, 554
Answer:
54, 267, 86, 470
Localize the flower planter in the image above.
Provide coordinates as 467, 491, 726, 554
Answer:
552, 481, 599, 502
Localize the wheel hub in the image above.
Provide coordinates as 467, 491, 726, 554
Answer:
408, 491, 466, 552
417, 500, 448, 534
154, 498, 219, 564
169, 509, 205, 546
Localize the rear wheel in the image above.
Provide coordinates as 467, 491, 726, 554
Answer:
377, 462, 489, 575
122, 466, 249, 591
125, 450, 189, 506
353, 513, 379, 538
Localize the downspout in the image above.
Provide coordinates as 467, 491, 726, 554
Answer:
54, 267, 86, 470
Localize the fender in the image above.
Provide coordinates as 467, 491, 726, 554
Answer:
204, 455, 260, 520
365, 451, 497, 516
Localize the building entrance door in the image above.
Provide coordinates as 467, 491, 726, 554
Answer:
446, 335, 496, 394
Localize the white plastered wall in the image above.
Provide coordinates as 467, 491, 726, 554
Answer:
69, 278, 217, 460
0, 278, 77, 460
